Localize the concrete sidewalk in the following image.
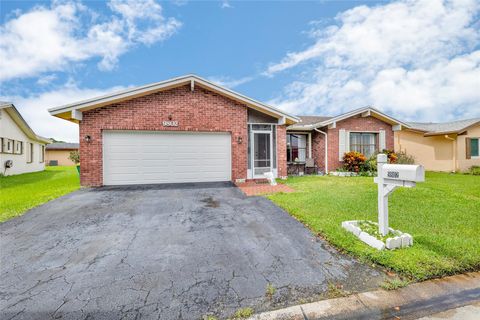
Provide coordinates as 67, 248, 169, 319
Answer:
250, 272, 480, 320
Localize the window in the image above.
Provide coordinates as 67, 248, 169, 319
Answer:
14, 141, 23, 154
40, 145, 45, 163
469, 138, 479, 158
27, 143, 33, 163
287, 134, 307, 162
1, 138, 14, 153
350, 132, 378, 157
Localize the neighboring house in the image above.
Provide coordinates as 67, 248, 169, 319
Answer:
45, 142, 79, 166
287, 107, 408, 174
395, 118, 480, 172
0, 102, 51, 176
49, 75, 411, 187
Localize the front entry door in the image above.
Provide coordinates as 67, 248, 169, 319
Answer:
253, 132, 272, 177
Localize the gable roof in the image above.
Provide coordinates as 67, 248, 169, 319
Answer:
288, 106, 409, 130
407, 118, 480, 136
46, 142, 79, 150
48, 74, 300, 125
295, 116, 333, 129
0, 102, 51, 144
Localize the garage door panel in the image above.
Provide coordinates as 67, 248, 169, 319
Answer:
103, 131, 231, 185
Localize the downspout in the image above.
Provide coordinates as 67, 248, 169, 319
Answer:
444, 135, 456, 172
314, 128, 328, 174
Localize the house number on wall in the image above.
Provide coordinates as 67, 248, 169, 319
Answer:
162, 121, 178, 127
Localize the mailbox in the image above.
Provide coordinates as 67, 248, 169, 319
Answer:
375, 154, 425, 236
382, 164, 425, 182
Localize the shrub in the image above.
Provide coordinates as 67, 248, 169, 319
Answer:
68, 150, 80, 165
362, 155, 378, 173
381, 149, 398, 163
467, 166, 480, 175
395, 151, 415, 164
343, 151, 366, 172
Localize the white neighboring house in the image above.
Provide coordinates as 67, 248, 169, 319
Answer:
0, 102, 51, 176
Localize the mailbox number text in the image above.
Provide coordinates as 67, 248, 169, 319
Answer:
387, 171, 399, 178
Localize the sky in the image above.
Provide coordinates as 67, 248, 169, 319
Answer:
1, 0, 479, 142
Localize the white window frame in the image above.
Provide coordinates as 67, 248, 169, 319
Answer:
1, 138, 14, 154
14, 140, 23, 155
27, 143, 33, 163
349, 131, 380, 157
39, 145, 45, 163
287, 133, 308, 163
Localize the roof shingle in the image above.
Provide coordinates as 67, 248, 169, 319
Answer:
407, 118, 480, 134
46, 142, 79, 150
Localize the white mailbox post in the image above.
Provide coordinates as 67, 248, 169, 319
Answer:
374, 154, 425, 236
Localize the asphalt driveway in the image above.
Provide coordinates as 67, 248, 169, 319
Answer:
0, 183, 385, 319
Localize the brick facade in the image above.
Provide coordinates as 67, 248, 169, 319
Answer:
276, 125, 287, 178
79, 84, 286, 186
309, 115, 394, 172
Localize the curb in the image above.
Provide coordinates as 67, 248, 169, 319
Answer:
250, 272, 480, 320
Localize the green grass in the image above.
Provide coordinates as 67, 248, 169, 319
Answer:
380, 278, 410, 290
0, 166, 80, 222
269, 172, 480, 281
231, 307, 254, 319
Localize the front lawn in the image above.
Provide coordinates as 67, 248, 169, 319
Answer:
0, 166, 80, 222
269, 172, 480, 281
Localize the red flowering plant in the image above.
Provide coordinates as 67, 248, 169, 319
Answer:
342, 151, 367, 173
382, 149, 398, 163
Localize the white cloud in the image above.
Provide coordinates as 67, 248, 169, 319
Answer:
207, 75, 253, 88
36, 74, 58, 86
220, 1, 233, 9
0, 0, 181, 81
267, 0, 480, 122
1, 83, 125, 142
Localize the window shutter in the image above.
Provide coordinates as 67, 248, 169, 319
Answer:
379, 130, 386, 151
339, 129, 346, 161
466, 138, 471, 159
345, 131, 350, 154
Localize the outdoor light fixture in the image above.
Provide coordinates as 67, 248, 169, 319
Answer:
237, 136, 243, 144
168, 114, 173, 120
84, 135, 92, 143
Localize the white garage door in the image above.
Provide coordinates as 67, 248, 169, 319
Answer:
103, 131, 231, 185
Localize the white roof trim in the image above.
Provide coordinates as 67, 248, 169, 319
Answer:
48, 74, 300, 123
311, 106, 410, 129
1, 103, 51, 144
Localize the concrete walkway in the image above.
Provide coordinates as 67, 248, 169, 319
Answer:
250, 272, 480, 320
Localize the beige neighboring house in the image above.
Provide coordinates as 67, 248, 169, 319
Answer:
0, 102, 51, 176
45, 142, 79, 166
395, 118, 480, 172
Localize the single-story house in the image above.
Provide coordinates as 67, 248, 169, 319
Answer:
286, 107, 408, 174
46, 142, 79, 166
0, 102, 51, 176
395, 118, 480, 172
48, 75, 407, 186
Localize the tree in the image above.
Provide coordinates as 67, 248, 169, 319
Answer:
69, 150, 80, 165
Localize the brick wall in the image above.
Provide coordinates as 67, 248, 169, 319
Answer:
276, 125, 287, 178
311, 115, 394, 172
80, 85, 252, 186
